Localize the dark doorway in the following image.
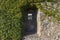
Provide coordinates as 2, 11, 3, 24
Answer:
24, 6, 38, 36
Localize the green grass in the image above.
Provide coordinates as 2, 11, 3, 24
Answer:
0, 0, 26, 40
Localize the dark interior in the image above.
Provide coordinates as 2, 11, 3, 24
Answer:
24, 6, 38, 36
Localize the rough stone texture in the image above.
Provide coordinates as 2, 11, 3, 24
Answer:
22, 34, 41, 40
22, 14, 60, 40
37, 9, 43, 37
22, 2, 60, 40
22, 11, 60, 40
41, 18, 60, 40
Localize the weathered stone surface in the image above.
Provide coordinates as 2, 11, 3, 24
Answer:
37, 9, 43, 37
22, 2, 60, 40
23, 13, 60, 40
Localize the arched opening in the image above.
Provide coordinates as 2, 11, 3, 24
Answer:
24, 5, 38, 35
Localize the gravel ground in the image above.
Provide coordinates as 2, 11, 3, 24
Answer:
22, 34, 41, 40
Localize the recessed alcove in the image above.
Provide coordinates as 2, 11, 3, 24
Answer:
24, 6, 38, 36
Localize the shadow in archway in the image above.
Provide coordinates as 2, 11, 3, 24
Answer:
20, 4, 38, 36
24, 5, 38, 36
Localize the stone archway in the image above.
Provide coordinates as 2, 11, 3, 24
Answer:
24, 5, 42, 37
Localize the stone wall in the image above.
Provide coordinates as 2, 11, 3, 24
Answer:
37, 8, 60, 40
